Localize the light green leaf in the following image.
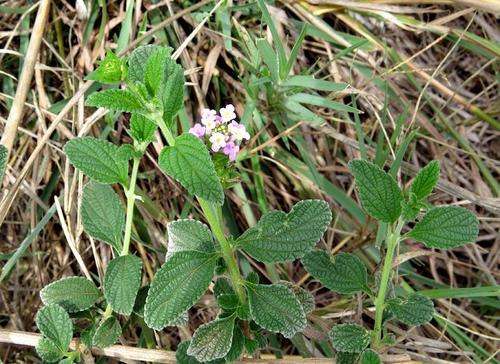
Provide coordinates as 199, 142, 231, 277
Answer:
166, 219, 215, 260
236, 200, 332, 263
256, 39, 279, 81
360, 350, 381, 364
407, 206, 479, 249
36, 304, 73, 351
282, 75, 348, 92
144, 47, 173, 96
159, 133, 224, 204
301, 251, 369, 294
104, 255, 143, 315
127, 45, 162, 83
40, 277, 100, 312
93, 316, 121, 348
64, 137, 128, 184
36, 337, 64, 362
85, 50, 126, 84
81, 182, 125, 251
187, 315, 236, 362
348, 159, 403, 223
129, 114, 157, 145
387, 294, 434, 326
158, 53, 184, 126
144, 251, 217, 330
279, 281, 315, 314
0, 144, 7, 184
330, 324, 370, 353
284, 99, 324, 124
288, 93, 360, 114
85, 89, 145, 113
246, 283, 306, 338
410, 160, 440, 201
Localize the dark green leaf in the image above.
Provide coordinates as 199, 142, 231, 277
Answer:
187, 315, 235, 362
92, 316, 121, 348
36, 337, 64, 362
166, 219, 215, 260
85, 89, 146, 113
129, 114, 157, 144
410, 161, 440, 201
36, 304, 73, 351
0, 144, 7, 184
127, 45, 162, 83
360, 349, 381, 364
279, 281, 315, 314
387, 294, 434, 326
330, 324, 370, 353
336, 352, 360, 364
40, 277, 100, 313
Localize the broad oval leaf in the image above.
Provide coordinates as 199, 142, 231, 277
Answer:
36, 337, 64, 362
86, 89, 146, 113
407, 206, 479, 249
302, 251, 369, 294
130, 114, 157, 144
93, 316, 121, 348
36, 304, 73, 350
246, 283, 306, 338
166, 219, 215, 260
159, 133, 224, 205
410, 160, 440, 201
144, 250, 217, 330
127, 45, 162, 83
40, 277, 100, 312
187, 315, 236, 362
144, 47, 173, 96
236, 200, 332, 263
64, 137, 128, 184
349, 160, 403, 223
330, 323, 370, 353
387, 293, 434, 326
360, 349, 381, 364
81, 181, 125, 251
104, 255, 143, 315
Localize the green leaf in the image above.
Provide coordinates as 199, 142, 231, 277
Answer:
92, 316, 121, 348
132, 286, 149, 318
158, 54, 184, 126
40, 277, 100, 312
85, 50, 126, 84
127, 45, 162, 83
282, 75, 348, 92
0, 144, 7, 184
301, 251, 369, 294
236, 200, 332, 263
407, 206, 479, 249
279, 281, 315, 314
288, 93, 360, 114
336, 352, 360, 364
85, 89, 145, 113
348, 159, 403, 223
144, 47, 173, 96
159, 133, 224, 204
144, 251, 217, 330
360, 350, 381, 364
225, 324, 245, 362
187, 315, 236, 362
81, 182, 125, 251
256, 39, 279, 81
36, 337, 64, 363
176, 341, 225, 364
129, 114, 157, 144
387, 293, 434, 326
246, 283, 306, 338
166, 219, 215, 260
36, 304, 73, 351
410, 160, 440, 201
104, 255, 143, 315
64, 137, 128, 184
330, 324, 370, 353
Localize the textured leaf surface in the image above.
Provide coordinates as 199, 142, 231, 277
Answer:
81, 182, 125, 251
36, 337, 64, 362
64, 137, 128, 184
407, 206, 479, 249
187, 315, 235, 362
176, 341, 225, 364
336, 352, 360, 364
0, 144, 7, 183
40, 277, 100, 312
130, 114, 157, 144
144, 250, 217, 330
127, 45, 162, 83
330, 324, 370, 353
104, 255, 143, 315
279, 281, 315, 314
387, 294, 434, 326
145, 47, 172, 96
166, 219, 215, 260
226, 325, 245, 362
158, 54, 184, 125
302, 251, 368, 294
360, 350, 381, 364
159, 133, 224, 204
236, 200, 332, 263
85, 50, 125, 84
36, 304, 73, 350
93, 317, 121, 348
247, 283, 306, 338
86, 89, 145, 113
349, 160, 402, 223
410, 160, 440, 201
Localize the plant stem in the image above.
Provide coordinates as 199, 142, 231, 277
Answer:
158, 121, 176, 146
372, 219, 404, 349
198, 197, 246, 303
121, 156, 140, 256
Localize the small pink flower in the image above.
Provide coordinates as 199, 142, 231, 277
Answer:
223, 141, 240, 161
228, 121, 250, 141
220, 104, 237, 123
189, 123, 206, 138
201, 108, 217, 131
209, 132, 227, 152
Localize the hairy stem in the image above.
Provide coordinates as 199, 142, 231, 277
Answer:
198, 198, 246, 303
121, 157, 140, 256
372, 219, 404, 349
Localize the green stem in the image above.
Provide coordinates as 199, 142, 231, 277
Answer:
372, 219, 404, 349
198, 197, 246, 303
121, 157, 140, 256
158, 121, 176, 146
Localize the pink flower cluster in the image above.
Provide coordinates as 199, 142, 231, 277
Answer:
189, 104, 249, 161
